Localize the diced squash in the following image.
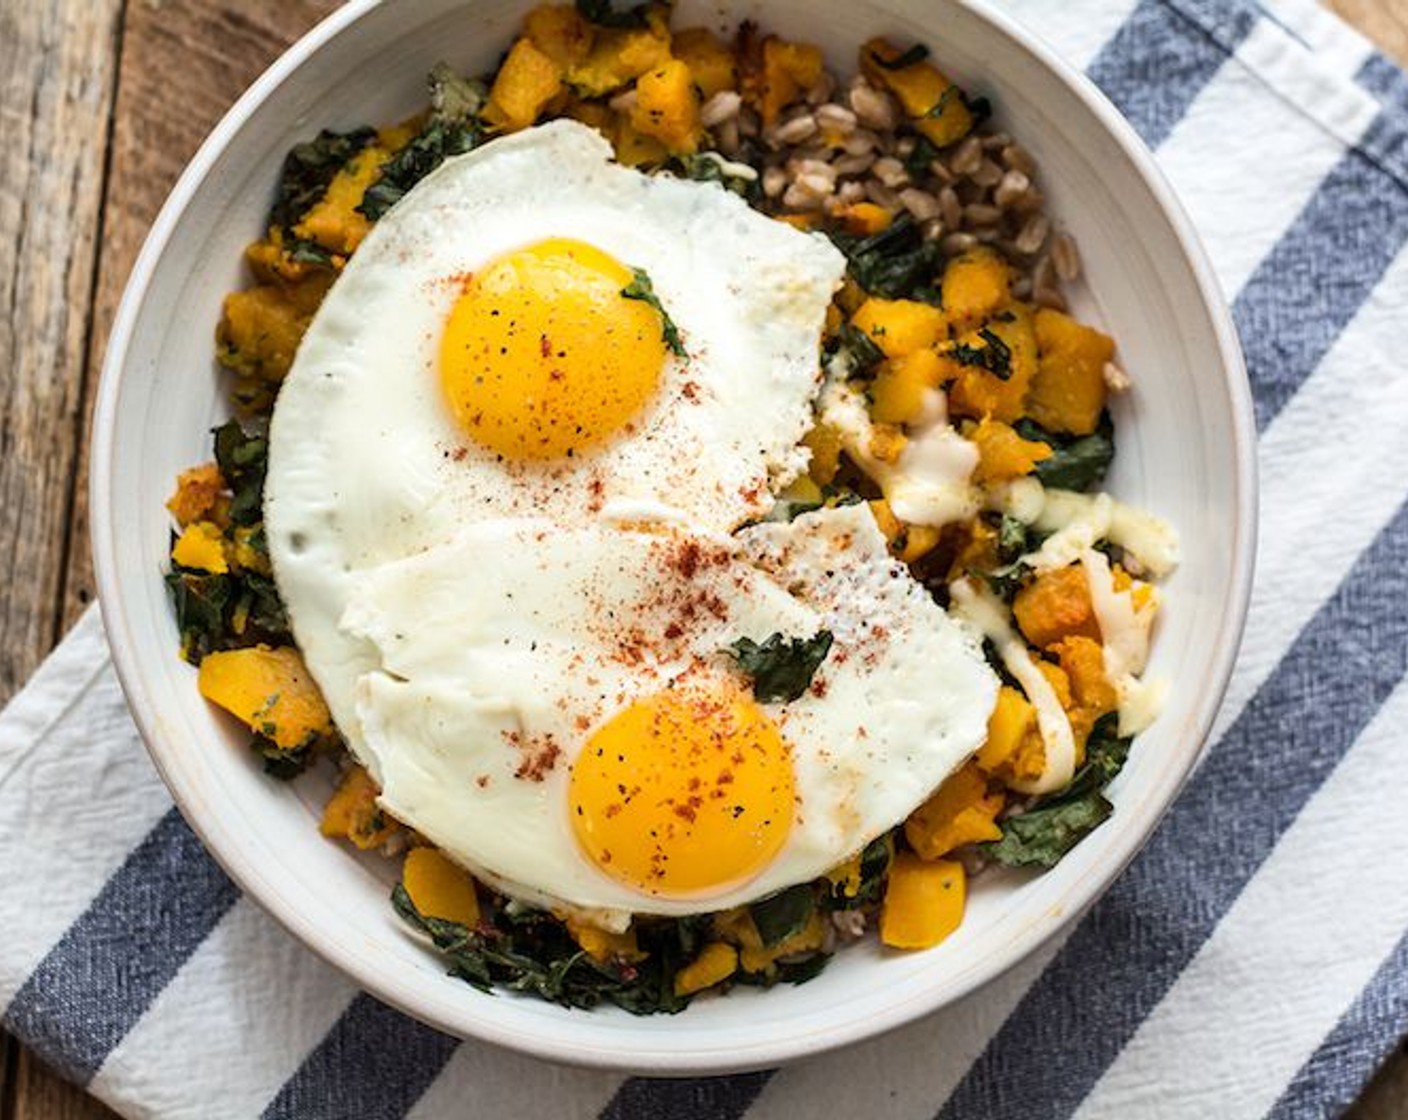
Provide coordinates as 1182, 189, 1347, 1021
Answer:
713, 907, 827, 974
869, 498, 902, 544
524, 3, 594, 68
1052, 635, 1118, 715
897, 523, 942, 564
804, 422, 843, 485
292, 145, 392, 256
674, 942, 739, 996
612, 116, 668, 166
230, 526, 271, 575
166, 463, 226, 527
946, 302, 1038, 424
216, 272, 334, 384
320, 765, 399, 850
197, 645, 333, 750
567, 917, 647, 963
859, 38, 974, 148
631, 59, 702, 153
976, 684, 1044, 784
942, 248, 1011, 329
905, 761, 1004, 859
869, 422, 908, 464
245, 227, 324, 285
870, 349, 945, 425
1027, 308, 1115, 436
672, 27, 737, 98
968, 417, 1053, 484
1113, 564, 1158, 613
759, 37, 823, 124
172, 521, 228, 574
774, 212, 818, 231
568, 26, 672, 97
1012, 564, 1101, 649
949, 517, 999, 579
402, 847, 480, 926
832, 201, 893, 236
485, 37, 564, 131
880, 853, 965, 949
376, 116, 422, 153
851, 297, 947, 358
827, 850, 865, 899
780, 474, 822, 508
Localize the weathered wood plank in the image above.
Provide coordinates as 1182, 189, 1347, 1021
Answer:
0, 0, 123, 695
60, 0, 343, 630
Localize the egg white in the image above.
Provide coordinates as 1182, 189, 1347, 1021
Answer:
343, 505, 997, 919
265, 120, 846, 767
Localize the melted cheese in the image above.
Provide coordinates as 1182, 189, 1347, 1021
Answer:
950, 578, 1076, 795
820, 381, 978, 528
1080, 547, 1166, 735
1033, 487, 1180, 578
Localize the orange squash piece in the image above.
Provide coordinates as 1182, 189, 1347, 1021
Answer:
905, 761, 1004, 859
880, 853, 965, 949
166, 463, 226, 527
1012, 565, 1101, 649
402, 848, 480, 927
758, 37, 823, 124
320, 765, 399, 850
968, 417, 1053, 483
630, 59, 701, 153
673, 27, 737, 98
946, 302, 1038, 423
859, 37, 974, 148
851, 297, 947, 358
197, 645, 333, 750
485, 37, 564, 131
942, 248, 1011, 330
1027, 308, 1115, 436
524, 3, 594, 68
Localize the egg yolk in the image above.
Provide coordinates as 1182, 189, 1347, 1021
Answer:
439, 238, 669, 460
570, 686, 795, 897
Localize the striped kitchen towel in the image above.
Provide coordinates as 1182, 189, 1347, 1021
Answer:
4, 0, 1408, 1115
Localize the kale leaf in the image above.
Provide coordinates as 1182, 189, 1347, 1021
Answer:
833, 321, 886, 378
826, 832, 894, 910
728, 631, 834, 702
828, 213, 942, 300
1014, 411, 1115, 492
575, 0, 652, 28
950, 327, 1013, 380
213, 420, 267, 526
672, 152, 762, 202
982, 712, 1133, 869
357, 64, 485, 221
621, 267, 687, 358
750, 884, 815, 947
270, 127, 376, 232
871, 43, 930, 70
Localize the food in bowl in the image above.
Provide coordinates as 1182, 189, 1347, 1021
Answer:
163, 0, 1177, 1013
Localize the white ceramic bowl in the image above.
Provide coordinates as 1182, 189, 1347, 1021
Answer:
91, 0, 1255, 1074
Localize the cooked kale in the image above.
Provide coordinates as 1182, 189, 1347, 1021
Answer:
575, 0, 652, 28
871, 43, 930, 70
982, 713, 1132, 868
357, 65, 485, 221
828, 214, 942, 300
826, 832, 894, 910
951, 326, 1013, 380
270, 127, 377, 232
621, 267, 687, 358
1014, 411, 1115, 492
750, 884, 815, 946
671, 152, 763, 203
833, 321, 886, 378
727, 631, 834, 703
213, 420, 267, 526
251, 732, 315, 780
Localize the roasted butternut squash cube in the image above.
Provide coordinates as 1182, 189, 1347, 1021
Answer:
946, 302, 1038, 423
611, 116, 668, 166
880, 853, 965, 949
630, 59, 701, 153
870, 349, 946, 424
567, 917, 646, 963
1028, 308, 1115, 436
1052, 635, 1118, 715
524, 3, 594, 68
942, 248, 1011, 329
859, 37, 974, 148
197, 645, 333, 750
568, 26, 672, 97
968, 417, 1053, 483
977, 685, 1036, 772
1012, 564, 1101, 649
905, 761, 1004, 859
674, 942, 739, 995
759, 37, 823, 124
292, 145, 392, 256
171, 521, 228, 574
485, 37, 564, 131
320, 765, 399, 850
832, 201, 893, 236
851, 297, 947, 358
216, 272, 334, 383
166, 464, 226, 528
804, 422, 843, 485
673, 27, 737, 97
402, 847, 480, 926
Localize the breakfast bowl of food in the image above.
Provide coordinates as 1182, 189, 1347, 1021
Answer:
90, 0, 1254, 1072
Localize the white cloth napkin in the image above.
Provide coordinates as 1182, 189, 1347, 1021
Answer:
5, 0, 1408, 1116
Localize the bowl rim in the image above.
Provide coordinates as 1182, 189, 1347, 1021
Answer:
90, 0, 1258, 1074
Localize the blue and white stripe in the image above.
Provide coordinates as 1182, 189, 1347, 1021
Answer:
4, 0, 1408, 1115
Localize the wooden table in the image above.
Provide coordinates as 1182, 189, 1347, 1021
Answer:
2, 1, 1406, 1115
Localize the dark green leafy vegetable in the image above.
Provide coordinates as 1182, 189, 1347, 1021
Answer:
982, 712, 1132, 868
979, 561, 1030, 604
997, 514, 1030, 564
904, 134, 941, 177
727, 630, 834, 702
826, 832, 894, 910
575, 0, 652, 27
165, 566, 291, 663
733, 952, 832, 987
358, 65, 485, 221
871, 43, 929, 70
213, 420, 267, 526
828, 214, 941, 300
270, 127, 376, 232
950, 326, 1013, 380
834, 321, 885, 378
251, 733, 314, 780
621, 267, 687, 358
750, 884, 815, 946
1014, 411, 1115, 492
671, 152, 762, 203
393, 884, 712, 1014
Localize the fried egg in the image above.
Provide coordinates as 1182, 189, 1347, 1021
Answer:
265, 121, 846, 763
342, 504, 997, 918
